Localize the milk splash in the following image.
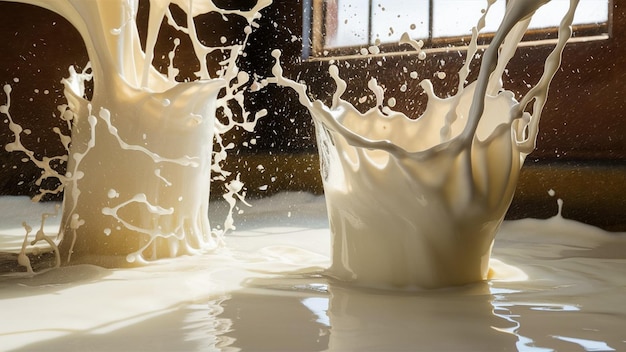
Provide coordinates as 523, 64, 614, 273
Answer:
272, 0, 579, 288
1, 0, 271, 267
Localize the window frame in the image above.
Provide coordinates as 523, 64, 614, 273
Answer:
305, 0, 611, 61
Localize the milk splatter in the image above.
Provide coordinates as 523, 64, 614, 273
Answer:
1, 0, 272, 265
271, 0, 579, 288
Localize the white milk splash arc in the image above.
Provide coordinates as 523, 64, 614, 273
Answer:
272, 0, 579, 288
3, 0, 271, 265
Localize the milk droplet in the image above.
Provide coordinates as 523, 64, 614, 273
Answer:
368, 46, 380, 55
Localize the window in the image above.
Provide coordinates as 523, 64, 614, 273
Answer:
304, 0, 609, 59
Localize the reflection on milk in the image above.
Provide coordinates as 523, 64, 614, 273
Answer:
218, 278, 618, 351
325, 283, 513, 351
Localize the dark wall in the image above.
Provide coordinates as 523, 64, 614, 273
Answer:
0, 3, 87, 196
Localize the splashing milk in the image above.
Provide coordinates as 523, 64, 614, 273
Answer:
271, 0, 579, 288
2, 0, 581, 289
1, 0, 271, 266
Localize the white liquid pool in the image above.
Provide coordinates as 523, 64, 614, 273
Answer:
1, 192, 625, 351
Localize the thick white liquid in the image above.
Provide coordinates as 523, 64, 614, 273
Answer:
1, 0, 622, 349
1, 194, 624, 351
2, 0, 582, 288
2, 0, 270, 265
271, 0, 579, 288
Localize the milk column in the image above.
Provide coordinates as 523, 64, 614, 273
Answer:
273, 0, 578, 288
4, 0, 268, 264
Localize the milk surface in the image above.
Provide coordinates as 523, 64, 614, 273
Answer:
1, 193, 624, 351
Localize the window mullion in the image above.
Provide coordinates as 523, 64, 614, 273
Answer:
428, 0, 434, 45
368, 0, 373, 45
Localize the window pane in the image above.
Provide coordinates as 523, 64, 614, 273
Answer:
318, 0, 609, 54
572, 0, 609, 25
433, 0, 506, 37
370, 1, 429, 44
529, 0, 609, 29
325, 0, 369, 48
